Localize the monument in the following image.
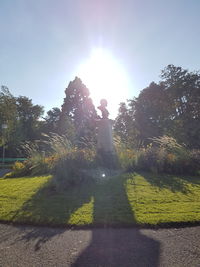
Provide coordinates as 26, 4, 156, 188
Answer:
96, 99, 117, 168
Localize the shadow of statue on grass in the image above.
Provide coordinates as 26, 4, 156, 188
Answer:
10, 174, 160, 266
71, 175, 160, 267
9, 176, 94, 250
141, 172, 191, 194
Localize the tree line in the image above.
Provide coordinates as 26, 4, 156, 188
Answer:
114, 65, 200, 148
0, 64, 200, 157
0, 77, 97, 157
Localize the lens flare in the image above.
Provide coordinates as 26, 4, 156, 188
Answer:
77, 48, 129, 118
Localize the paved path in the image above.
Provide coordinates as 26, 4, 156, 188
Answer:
0, 223, 200, 267
0, 169, 11, 177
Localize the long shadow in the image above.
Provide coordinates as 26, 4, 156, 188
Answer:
141, 172, 191, 193
9, 176, 95, 250
72, 175, 160, 267
12, 177, 94, 224
10, 174, 160, 265
178, 174, 200, 185
9, 225, 66, 251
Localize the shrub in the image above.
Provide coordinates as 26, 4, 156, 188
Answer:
51, 158, 82, 190
17, 134, 73, 177
183, 149, 200, 175
150, 135, 184, 154
15, 134, 97, 187
115, 137, 136, 170
41, 132, 73, 157
116, 135, 200, 175
116, 147, 136, 170
51, 148, 96, 190
4, 161, 29, 178
28, 154, 50, 176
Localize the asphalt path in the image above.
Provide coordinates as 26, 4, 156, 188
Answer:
0, 169, 11, 177
0, 224, 200, 267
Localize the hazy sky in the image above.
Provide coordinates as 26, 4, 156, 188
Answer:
0, 0, 200, 117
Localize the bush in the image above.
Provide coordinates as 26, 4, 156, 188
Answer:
8, 133, 199, 180
116, 136, 200, 175
189, 149, 200, 173
115, 137, 136, 170
5, 161, 29, 178
51, 158, 83, 190
15, 134, 72, 177
51, 148, 96, 190
150, 135, 184, 154
17, 133, 97, 188
116, 147, 136, 170
28, 154, 50, 176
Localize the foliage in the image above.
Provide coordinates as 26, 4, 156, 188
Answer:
0, 86, 17, 130
4, 161, 28, 178
51, 148, 96, 190
0, 86, 18, 151
114, 102, 140, 148
9, 133, 97, 189
13, 161, 26, 173
0, 86, 44, 157
134, 82, 171, 143
115, 65, 200, 149
8, 141, 52, 177
45, 133, 96, 189
16, 96, 44, 140
150, 135, 184, 153
161, 65, 200, 147
59, 77, 97, 144
116, 136, 200, 175
41, 132, 73, 156
114, 136, 137, 170
42, 107, 61, 134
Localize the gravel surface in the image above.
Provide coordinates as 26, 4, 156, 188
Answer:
0, 223, 200, 266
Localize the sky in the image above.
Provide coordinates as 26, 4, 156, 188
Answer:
0, 0, 200, 118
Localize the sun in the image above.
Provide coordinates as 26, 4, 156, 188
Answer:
77, 48, 129, 118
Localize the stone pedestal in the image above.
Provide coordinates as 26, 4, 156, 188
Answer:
96, 119, 118, 168
97, 119, 114, 153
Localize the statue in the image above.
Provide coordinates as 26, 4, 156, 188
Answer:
97, 99, 109, 119
96, 99, 118, 168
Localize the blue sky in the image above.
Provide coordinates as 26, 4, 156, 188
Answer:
0, 0, 200, 117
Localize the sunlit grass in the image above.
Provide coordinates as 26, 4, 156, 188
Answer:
0, 176, 51, 221
0, 172, 199, 226
68, 197, 94, 225
126, 172, 200, 224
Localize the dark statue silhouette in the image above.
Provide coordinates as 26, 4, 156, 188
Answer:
98, 99, 109, 119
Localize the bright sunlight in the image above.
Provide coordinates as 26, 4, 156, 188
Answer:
77, 48, 130, 118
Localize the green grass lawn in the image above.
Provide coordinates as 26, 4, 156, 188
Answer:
0, 172, 200, 226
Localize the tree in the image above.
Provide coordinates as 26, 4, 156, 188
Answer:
59, 77, 97, 144
42, 107, 61, 134
161, 65, 200, 147
16, 96, 44, 140
0, 86, 18, 156
114, 101, 139, 147
0, 86, 44, 156
115, 65, 200, 148
134, 82, 172, 143
115, 82, 172, 147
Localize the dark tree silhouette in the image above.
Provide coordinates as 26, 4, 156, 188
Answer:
59, 77, 97, 144
115, 65, 200, 148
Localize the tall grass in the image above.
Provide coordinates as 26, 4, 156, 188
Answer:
6, 133, 97, 189
6, 134, 200, 184
116, 136, 200, 175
